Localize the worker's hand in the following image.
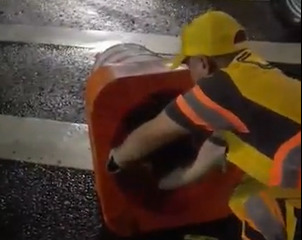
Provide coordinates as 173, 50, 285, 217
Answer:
105, 145, 147, 174
106, 148, 157, 194
158, 134, 227, 190
106, 149, 123, 173
106, 111, 189, 174
106, 148, 153, 173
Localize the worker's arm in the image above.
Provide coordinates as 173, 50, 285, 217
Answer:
109, 70, 248, 171
156, 70, 249, 188
159, 133, 228, 189
110, 111, 190, 169
165, 70, 248, 135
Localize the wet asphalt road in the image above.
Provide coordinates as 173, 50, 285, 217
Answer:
0, 159, 242, 240
0, 0, 301, 42
0, 0, 301, 123
0, 43, 92, 123
0, 160, 101, 240
0, 43, 300, 123
0, 0, 301, 240
0, 158, 244, 240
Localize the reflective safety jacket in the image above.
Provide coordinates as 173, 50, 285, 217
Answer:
165, 49, 301, 189
165, 49, 301, 239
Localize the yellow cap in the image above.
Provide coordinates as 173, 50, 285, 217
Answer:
171, 11, 248, 69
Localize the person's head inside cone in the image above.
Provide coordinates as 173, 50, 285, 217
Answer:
170, 10, 248, 81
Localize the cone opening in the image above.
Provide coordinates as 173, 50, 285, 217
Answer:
111, 91, 209, 211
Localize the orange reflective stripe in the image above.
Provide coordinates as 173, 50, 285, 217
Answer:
192, 86, 249, 133
271, 132, 301, 187
175, 95, 213, 131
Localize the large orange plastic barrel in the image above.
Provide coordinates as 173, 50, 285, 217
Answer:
85, 44, 243, 237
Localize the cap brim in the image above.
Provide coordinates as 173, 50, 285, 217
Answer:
170, 53, 186, 69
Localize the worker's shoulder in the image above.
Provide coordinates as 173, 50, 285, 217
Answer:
197, 70, 235, 88
196, 70, 242, 99
224, 49, 274, 76
222, 49, 298, 87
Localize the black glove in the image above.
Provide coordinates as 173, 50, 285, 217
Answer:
106, 156, 122, 174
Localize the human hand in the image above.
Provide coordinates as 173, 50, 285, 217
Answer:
106, 148, 158, 197
158, 135, 227, 190
106, 149, 122, 173
106, 110, 189, 174
106, 148, 153, 174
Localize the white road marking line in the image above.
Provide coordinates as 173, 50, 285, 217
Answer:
0, 24, 300, 64
0, 115, 92, 170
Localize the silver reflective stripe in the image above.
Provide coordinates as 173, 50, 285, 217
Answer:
183, 91, 234, 130
245, 195, 286, 240
281, 145, 301, 188
286, 0, 301, 20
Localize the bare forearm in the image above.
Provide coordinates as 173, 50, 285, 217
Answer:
114, 121, 169, 162
113, 111, 189, 165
